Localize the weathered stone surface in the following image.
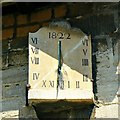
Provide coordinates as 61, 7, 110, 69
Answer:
94, 35, 119, 118
1, 2, 119, 119
2, 37, 28, 69
96, 40, 118, 102
0, 56, 2, 70
2, 66, 28, 84
69, 13, 116, 36
2, 97, 25, 111
28, 24, 93, 101
9, 50, 28, 66
2, 81, 26, 99
95, 103, 118, 118
10, 37, 28, 49
19, 106, 38, 119
2, 66, 27, 111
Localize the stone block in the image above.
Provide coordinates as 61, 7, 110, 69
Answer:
9, 50, 28, 66
67, 3, 93, 17
2, 81, 26, 99
54, 5, 67, 18
2, 39, 8, 53
2, 28, 14, 40
2, 14, 15, 28
16, 25, 39, 37
17, 14, 28, 25
19, 106, 38, 119
2, 66, 28, 84
0, 56, 2, 70
30, 8, 52, 23
10, 37, 28, 49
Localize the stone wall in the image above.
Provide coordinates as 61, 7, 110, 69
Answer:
1, 2, 119, 119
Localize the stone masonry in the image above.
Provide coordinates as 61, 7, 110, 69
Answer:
1, 2, 120, 119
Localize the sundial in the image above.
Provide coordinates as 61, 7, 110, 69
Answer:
28, 23, 93, 103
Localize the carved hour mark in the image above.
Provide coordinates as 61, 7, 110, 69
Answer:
31, 47, 39, 54
83, 74, 88, 82
82, 59, 88, 66
83, 49, 87, 56
31, 37, 38, 44
31, 57, 39, 64
33, 73, 40, 80
82, 39, 88, 46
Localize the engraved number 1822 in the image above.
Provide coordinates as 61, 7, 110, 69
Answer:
48, 32, 71, 40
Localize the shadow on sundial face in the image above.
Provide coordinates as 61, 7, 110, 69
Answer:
29, 26, 92, 79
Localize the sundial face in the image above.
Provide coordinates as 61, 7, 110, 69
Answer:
28, 25, 93, 100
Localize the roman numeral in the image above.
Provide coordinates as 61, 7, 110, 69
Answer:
42, 80, 46, 87
82, 39, 88, 46
76, 81, 80, 88
31, 57, 39, 64
83, 49, 87, 56
83, 74, 88, 82
82, 59, 88, 66
49, 81, 54, 88
68, 81, 70, 88
33, 73, 40, 80
31, 37, 38, 44
31, 47, 39, 54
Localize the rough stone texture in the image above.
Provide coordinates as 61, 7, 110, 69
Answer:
68, 3, 119, 118
54, 5, 67, 18
96, 39, 118, 102
95, 104, 118, 118
19, 106, 38, 119
0, 57, 2, 70
16, 14, 28, 25
2, 28, 14, 40
69, 13, 116, 36
33, 102, 94, 119
9, 50, 28, 66
94, 35, 119, 118
1, 2, 119, 120
2, 66, 27, 111
30, 8, 52, 23
16, 25, 40, 37
2, 14, 15, 28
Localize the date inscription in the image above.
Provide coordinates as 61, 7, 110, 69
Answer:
48, 32, 71, 40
